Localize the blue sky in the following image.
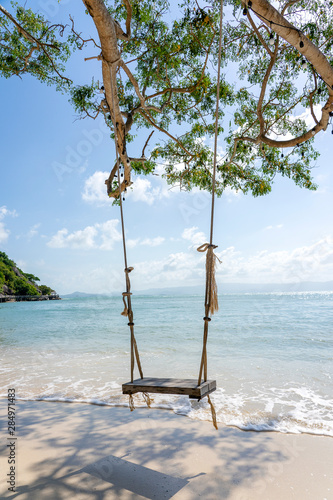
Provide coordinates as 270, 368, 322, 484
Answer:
1, 0, 333, 294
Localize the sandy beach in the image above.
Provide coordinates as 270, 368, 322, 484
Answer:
0, 400, 332, 499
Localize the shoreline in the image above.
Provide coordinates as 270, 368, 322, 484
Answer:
1, 400, 332, 499
0, 294, 61, 303
5, 396, 333, 439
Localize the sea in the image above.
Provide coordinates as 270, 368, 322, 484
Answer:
0, 292, 332, 436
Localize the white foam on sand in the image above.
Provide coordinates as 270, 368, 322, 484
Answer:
12, 383, 333, 437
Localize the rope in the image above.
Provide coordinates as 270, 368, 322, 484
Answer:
197, 0, 224, 430
208, 394, 218, 430
129, 394, 135, 411
108, 61, 144, 385
197, 243, 221, 316
107, 2, 224, 426
142, 392, 152, 408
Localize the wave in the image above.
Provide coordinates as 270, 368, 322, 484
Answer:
8, 385, 332, 437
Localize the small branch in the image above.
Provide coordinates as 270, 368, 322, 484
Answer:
23, 45, 38, 70
105, 160, 119, 197
281, 0, 300, 15
245, 14, 273, 56
119, 60, 146, 108
84, 54, 102, 61
257, 40, 279, 135
309, 70, 319, 125
139, 109, 193, 158
113, 0, 132, 42
69, 15, 101, 49
141, 131, 154, 157
124, 0, 132, 39
40, 44, 72, 84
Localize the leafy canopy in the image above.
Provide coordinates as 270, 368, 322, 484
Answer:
1, 0, 333, 197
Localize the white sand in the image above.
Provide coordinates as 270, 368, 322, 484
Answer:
0, 400, 332, 499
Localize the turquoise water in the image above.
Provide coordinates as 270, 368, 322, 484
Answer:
0, 292, 332, 435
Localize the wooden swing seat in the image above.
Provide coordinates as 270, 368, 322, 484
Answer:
122, 377, 216, 400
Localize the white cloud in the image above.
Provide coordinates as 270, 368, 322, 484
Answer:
82, 171, 171, 206
0, 206, 18, 243
268, 104, 323, 143
47, 219, 122, 250
216, 237, 333, 284
128, 177, 156, 205
48, 226, 97, 249
182, 226, 207, 248
293, 104, 322, 129
81, 167, 240, 211
50, 235, 333, 293
50, 265, 124, 295
28, 223, 40, 239
133, 251, 205, 288
140, 236, 165, 247
127, 236, 165, 249
128, 177, 170, 205
0, 222, 9, 244
129, 236, 333, 290
264, 224, 283, 231
127, 238, 140, 249
95, 220, 123, 250
82, 171, 111, 205
0, 206, 17, 219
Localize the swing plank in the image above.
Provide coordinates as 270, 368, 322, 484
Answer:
122, 377, 216, 400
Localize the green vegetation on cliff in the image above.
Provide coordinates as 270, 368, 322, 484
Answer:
0, 251, 55, 296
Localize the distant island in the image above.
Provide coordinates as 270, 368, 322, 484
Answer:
62, 281, 333, 298
0, 251, 60, 303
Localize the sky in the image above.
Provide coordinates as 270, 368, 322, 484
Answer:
1, 0, 333, 295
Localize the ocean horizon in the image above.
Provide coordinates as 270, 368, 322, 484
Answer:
1, 291, 332, 436
60, 279, 333, 297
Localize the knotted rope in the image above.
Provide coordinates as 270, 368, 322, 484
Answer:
121, 267, 134, 317
197, 243, 222, 316
108, 61, 145, 410
196, 0, 224, 430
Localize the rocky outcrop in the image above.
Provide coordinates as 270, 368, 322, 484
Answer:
2, 284, 15, 295
12, 266, 24, 278
0, 252, 60, 302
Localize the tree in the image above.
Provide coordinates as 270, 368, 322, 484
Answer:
0, 252, 54, 295
23, 273, 40, 283
1, 0, 333, 199
0, 251, 15, 268
14, 277, 38, 296
39, 285, 53, 295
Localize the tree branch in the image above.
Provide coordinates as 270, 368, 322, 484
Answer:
245, 13, 273, 56
82, 0, 131, 197
141, 131, 154, 157
70, 15, 101, 49
250, 0, 333, 142
0, 4, 40, 46
138, 109, 193, 158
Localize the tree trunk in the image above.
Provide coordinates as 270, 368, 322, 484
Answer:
82, 0, 132, 197
250, 0, 333, 143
